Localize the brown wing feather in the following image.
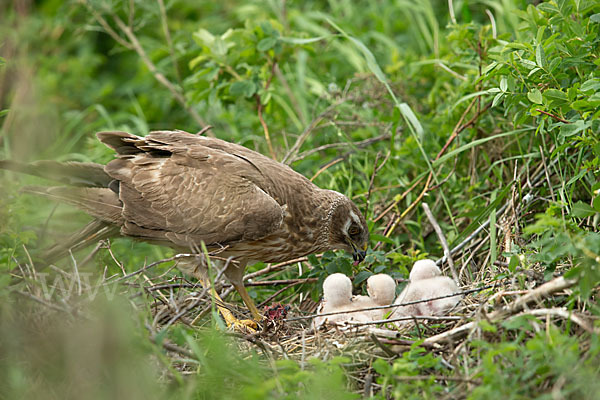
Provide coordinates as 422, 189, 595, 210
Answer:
99, 131, 285, 247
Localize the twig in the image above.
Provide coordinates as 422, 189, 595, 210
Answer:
373, 176, 424, 223
157, 0, 182, 85
109, 254, 193, 283
79, 0, 133, 50
437, 202, 509, 266
69, 249, 83, 296
282, 96, 354, 164
539, 145, 555, 202
110, 14, 207, 128
15, 290, 74, 314
370, 333, 396, 357
310, 158, 343, 181
381, 99, 492, 239
146, 323, 196, 359
273, 63, 306, 124
349, 315, 462, 327
293, 133, 391, 162
258, 282, 300, 308
256, 61, 278, 159
246, 278, 317, 287
536, 109, 570, 124
423, 276, 577, 345
391, 375, 480, 384
422, 202, 459, 283
162, 260, 230, 329
514, 308, 595, 334
365, 152, 383, 219
243, 257, 309, 281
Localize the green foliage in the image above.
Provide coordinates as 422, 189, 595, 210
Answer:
469, 321, 600, 399
0, 296, 166, 400
373, 345, 448, 398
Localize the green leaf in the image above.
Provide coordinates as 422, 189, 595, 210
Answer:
193, 28, 215, 46
211, 37, 228, 56
559, 119, 591, 138
370, 233, 395, 245
280, 35, 336, 44
543, 89, 568, 105
354, 270, 372, 285
479, 320, 497, 333
508, 255, 520, 272
520, 59, 538, 69
189, 55, 209, 70
229, 80, 257, 97
593, 196, 600, 212
527, 89, 543, 104
500, 77, 508, 92
482, 61, 498, 75
398, 103, 423, 138
434, 128, 532, 166
527, 67, 541, 77
492, 93, 504, 107
571, 201, 597, 218
591, 13, 600, 23
257, 37, 277, 51
535, 44, 546, 68
581, 78, 600, 93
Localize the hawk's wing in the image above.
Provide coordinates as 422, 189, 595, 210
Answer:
98, 130, 285, 248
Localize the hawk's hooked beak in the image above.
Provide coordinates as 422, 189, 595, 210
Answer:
349, 241, 367, 265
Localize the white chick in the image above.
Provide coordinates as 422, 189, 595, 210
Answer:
391, 259, 461, 323
313, 273, 370, 328
352, 274, 396, 321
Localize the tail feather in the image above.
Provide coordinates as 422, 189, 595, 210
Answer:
21, 185, 123, 225
1, 159, 124, 271
0, 160, 112, 187
41, 220, 120, 266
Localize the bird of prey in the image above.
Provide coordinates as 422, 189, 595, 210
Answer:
1, 130, 369, 327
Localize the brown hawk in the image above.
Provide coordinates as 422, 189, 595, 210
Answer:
1, 130, 369, 326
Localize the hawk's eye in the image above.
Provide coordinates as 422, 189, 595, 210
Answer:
348, 226, 360, 236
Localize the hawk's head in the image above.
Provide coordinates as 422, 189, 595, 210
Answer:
327, 194, 369, 264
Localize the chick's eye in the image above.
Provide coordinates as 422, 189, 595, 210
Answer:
348, 226, 360, 236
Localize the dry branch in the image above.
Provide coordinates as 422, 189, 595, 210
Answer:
422, 276, 577, 346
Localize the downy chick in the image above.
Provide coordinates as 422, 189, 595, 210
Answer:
352, 274, 396, 321
391, 259, 460, 323
314, 273, 369, 327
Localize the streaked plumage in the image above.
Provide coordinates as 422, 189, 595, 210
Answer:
1, 130, 369, 322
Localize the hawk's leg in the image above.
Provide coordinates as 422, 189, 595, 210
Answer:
178, 258, 258, 331
223, 263, 262, 321
198, 276, 258, 332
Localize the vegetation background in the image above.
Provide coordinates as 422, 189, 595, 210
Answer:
1, 0, 599, 398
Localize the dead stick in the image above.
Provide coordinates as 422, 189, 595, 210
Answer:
255, 61, 278, 159
423, 276, 577, 345
112, 15, 207, 128
422, 202, 459, 283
